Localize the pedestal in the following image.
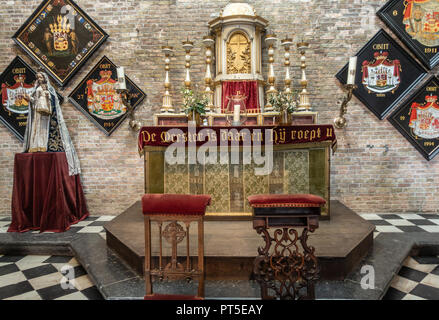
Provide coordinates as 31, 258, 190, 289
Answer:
8, 152, 89, 233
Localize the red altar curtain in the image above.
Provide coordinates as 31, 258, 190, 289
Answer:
8, 152, 89, 233
221, 81, 259, 111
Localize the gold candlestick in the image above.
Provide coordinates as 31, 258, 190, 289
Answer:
264, 34, 278, 112
203, 35, 215, 113
182, 39, 194, 89
334, 84, 357, 129
161, 45, 174, 113
297, 41, 311, 112
281, 37, 294, 96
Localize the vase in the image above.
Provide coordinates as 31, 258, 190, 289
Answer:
188, 110, 201, 126
278, 109, 291, 125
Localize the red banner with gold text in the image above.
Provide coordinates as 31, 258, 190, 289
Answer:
138, 125, 337, 153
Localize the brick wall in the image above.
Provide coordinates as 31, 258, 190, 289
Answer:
0, 0, 438, 215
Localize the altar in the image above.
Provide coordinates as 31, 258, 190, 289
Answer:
102, 1, 375, 297
138, 125, 336, 219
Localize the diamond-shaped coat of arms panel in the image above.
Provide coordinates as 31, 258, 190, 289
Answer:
336, 29, 427, 120
389, 76, 439, 161
12, 0, 109, 87
378, 0, 439, 70
0, 56, 64, 142
68, 56, 146, 136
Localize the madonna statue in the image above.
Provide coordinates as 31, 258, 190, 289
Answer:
23, 71, 81, 176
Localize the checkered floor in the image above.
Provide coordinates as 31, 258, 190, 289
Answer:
383, 255, 439, 300
0, 216, 115, 300
0, 255, 103, 300
0, 214, 439, 300
358, 213, 439, 238
0, 215, 115, 237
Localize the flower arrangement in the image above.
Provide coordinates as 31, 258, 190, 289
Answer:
181, 87, 208, 117
269, 91, 297, 114
269, 91, 297, 125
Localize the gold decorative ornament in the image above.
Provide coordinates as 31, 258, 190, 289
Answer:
116, 88, 142, 132
227, 32, 251, 74
334, 84, 357, 129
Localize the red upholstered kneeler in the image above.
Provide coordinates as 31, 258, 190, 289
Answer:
8, 152, 88, 233
248, 194, 325, 300
142, 194, 211, 300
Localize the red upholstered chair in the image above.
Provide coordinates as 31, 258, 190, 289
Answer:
142, 194, 211, 300
247, 194, 325, 300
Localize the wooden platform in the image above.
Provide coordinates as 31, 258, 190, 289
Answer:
105, 200, 374, 280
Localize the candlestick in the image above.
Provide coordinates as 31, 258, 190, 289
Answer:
116, 67, 126, 90
182, 39, 194, 90
297, 41, 311, 112
203, 35, 215, 113
281, 37, 294, 96
264, 33, 278, 112
347, 56, 357, 85
116, 88, 142, 132
334, 84, 357, 129
161, 45, 174, 113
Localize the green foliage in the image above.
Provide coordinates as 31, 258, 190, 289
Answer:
181, 87, 208, 115
269, 91, 297, 113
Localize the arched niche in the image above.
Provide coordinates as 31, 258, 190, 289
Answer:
226, 31, 252, 74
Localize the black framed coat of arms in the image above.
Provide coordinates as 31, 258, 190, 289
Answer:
68, 56, 146, 136
0, 56, 64, 142
389, 76, 439, 161
336, 29, 427, 120
378, 0, 439, 70
12, 0, 108, 87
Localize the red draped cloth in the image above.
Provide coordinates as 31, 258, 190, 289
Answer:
221, 81, 259, 111
8, 152, 89, 233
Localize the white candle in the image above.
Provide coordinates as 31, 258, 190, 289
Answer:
233, 104, 240, 124
117, 67, 127, 90
347, 56, 357, 85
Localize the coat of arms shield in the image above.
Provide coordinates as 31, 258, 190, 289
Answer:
378, 0, 439, 69
336, 29, 427, 120
362, 51, 401, 94
389, 76, 439, 160
68, 56, 146, 136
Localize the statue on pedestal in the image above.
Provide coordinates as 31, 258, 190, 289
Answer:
23, 71, 80, 176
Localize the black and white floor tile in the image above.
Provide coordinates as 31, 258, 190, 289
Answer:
383, 255, 439, 300
0, 216, 115, 300
0, 254, 103, 300
359, 213, 439, 238
0, 215, 116, 239
0, 214, 439, 300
